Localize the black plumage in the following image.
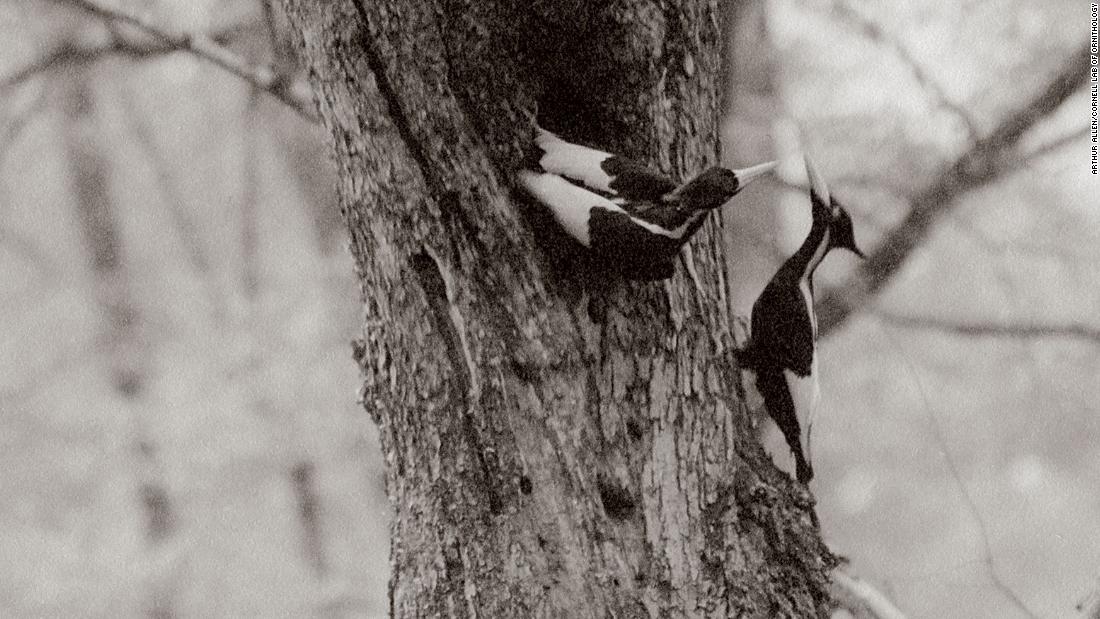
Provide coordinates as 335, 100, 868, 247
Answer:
517, 128, 776, 280
738, 155, 864, 483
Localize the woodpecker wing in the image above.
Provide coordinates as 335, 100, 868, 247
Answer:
516, 170, 694, 249
749, 279, 816, 375
516, 170, 601, 246
783, 356, 820, 475
755, 365, 814, 483
533, 129, 677, 202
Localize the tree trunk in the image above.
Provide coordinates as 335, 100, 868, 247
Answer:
280, 1, 832, 616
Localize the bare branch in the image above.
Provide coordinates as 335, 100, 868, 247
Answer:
49, 0, 317, 120
0, 95, 60, 307
830, 0, 981, 139
241, 87, 262, 300
1019, 126, 1089, 165
0, 91, 47, 164
950, 207, 1099, 264
817, 43, 1091, 337
877, 311, 1100, 344
261, 0, 289, 67
119, 92, 216, 281
290, 460, 328, 576
0, 41, 92, 90
0, 19, 251, 90
875, 324, 1041, 619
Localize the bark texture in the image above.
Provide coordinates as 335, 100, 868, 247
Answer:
280, 1, 832, 616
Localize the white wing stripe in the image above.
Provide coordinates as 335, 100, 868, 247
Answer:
783, 363, 821, 466
516, 171, 695, 242
534, 129, 617, 195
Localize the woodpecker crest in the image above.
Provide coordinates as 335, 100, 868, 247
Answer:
516, 128, 776, 280
737, 155, 863, 483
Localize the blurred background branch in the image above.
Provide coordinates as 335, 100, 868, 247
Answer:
878, 312, 1100, 345
29, 0, 317, 119
817, 42, 1091, 337
829, 0, 981, 140
0, 18, 248, 91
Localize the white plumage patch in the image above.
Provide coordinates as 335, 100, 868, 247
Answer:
533, 129, 616, 195
516, 170, 700, 246
516, 170, 600, 246
791, 228, 828, 464
800, 228, 830, 340
783, 357, 820, 466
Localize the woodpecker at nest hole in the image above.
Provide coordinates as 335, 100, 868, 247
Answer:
516, 128, 776, 280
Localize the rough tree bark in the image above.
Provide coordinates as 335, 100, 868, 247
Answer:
281, 1, 832, 616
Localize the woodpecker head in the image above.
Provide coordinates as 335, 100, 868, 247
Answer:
667, 161, 776, 211
804, 155, 864, 258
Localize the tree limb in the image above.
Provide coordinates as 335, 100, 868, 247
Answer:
831, 0, 980, 139
817, 43, 1091, 337
1019, 125, 1089, 164
1, 15, 249, 89
877, 311, 1100, 345
875, 324, 1040, 619
46, 0, 316, 120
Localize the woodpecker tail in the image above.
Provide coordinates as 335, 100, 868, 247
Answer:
755, 365, 814, 483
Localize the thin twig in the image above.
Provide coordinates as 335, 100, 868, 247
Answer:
0, 94, 60, 308
950, 206, 1099, 264
831, 0, 981, 140
119, 92, 216, 280
817, 43, 1091, 337
291, 460, 328, 576
1018, 126, 1089, 165
241, 87, 262, 301
875, 323, 1041, 619
0, 19, 251, 90
52, 0, 316, 120
877, 311, 1100, 345
0, 90, 47, 163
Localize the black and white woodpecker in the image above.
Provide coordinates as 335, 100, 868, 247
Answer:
516, 128, 776, 280
737, 155, 864, 483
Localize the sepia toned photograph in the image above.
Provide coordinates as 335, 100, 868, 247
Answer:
0, 0, 1095, 617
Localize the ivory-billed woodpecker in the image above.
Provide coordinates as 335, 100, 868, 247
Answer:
517, 128, 775, 280
737, 155, 864, 483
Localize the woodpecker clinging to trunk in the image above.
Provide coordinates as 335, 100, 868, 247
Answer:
516, 128, 776, 280
737, 155, 864, 483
